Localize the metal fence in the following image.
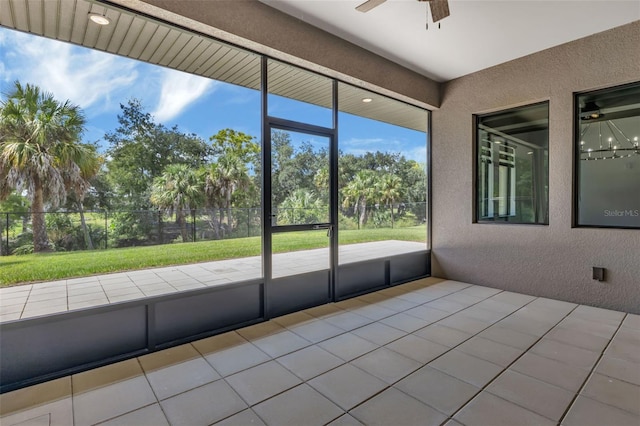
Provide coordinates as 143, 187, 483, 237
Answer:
0, 202, 426, 255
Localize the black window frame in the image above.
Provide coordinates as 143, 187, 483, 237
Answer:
573, 81, 640, 230
473, 101, 550, 225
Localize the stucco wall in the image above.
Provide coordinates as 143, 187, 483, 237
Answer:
432, 21, 640, 313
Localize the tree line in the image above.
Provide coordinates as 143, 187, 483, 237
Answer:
1, 82, 426, 253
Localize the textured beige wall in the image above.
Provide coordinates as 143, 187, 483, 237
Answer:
130, 0, 440, 108
432, 21, 640, 313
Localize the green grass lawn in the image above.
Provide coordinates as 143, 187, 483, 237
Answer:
0, 226, 426, 286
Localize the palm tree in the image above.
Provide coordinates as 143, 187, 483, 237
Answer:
150, 164, 203, 242
0, 81, 91, 252
204, 154, 250, 236
341, 170, 376, 229
377, 173, 404, 228
278, 189, 325, 225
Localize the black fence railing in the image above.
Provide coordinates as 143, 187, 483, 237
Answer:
0, 202, 426, 255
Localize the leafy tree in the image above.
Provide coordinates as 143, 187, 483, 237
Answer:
278, 189, 325, 225
377, 173, 404, 228
105, 99, 211, 209
205, 129, 259, 238
0, 192, 30, 255
0, 81, 96, 252
150, 164, 203, 242
341, 170, 377, 228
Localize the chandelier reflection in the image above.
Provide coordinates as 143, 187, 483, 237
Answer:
580, 120, 639, 161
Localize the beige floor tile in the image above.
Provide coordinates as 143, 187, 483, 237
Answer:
323, 311, 373, 331
403, 305, 450, 323
595, 355, 640, 386
510, 352, 590, 392
377, 296, 422, 312
581, 373, 640, 415
272, 311, 316, 328
73, 376, 156, 425
250, 329, 312, 358
380, 312, 432, 333
72, 358, 142, 394
558, 316, 618, 339
304, 303, 344, 319
236, 321, 286, 341
545, 326, 610, 352
385, 334, 450, 364
428, 350, 503, 388
160, 380, 247, 425
424, 298, 468, 314
205, 344, 272, 377
456, 336, 524, 367
622, 313, 640, 329
497, 315, 556, 336
277, 345, 344, 381
252, 383, 343, 426
99, 403, 169, 426
395, 365, 479, 415
571, 305, 625, 327
138, 343, 201, 371
531, 339, 600, 369
326, 413, 364, 426
474, 298, 522, 315
0, 397, 72, 426
0, 377, 71, 417
413, 324, 472, 347
351, 322, 406, 345
350, 387, 447, 426
308, 364, 387, 410
458, 285, 502, 299
437, 314, 491, 335
318, 332, 379, 361
458, 305, 507, 323
563, 395, 639, 426
440, 292, 485, 306
351, 347, 421, 384
487, 370, 575, 421
477, 325, 539, 350
288, 319, 345, 343
214, 408, 266, 426
607, 334, 640, 363
226, 360, 302, 405
454, 392, 555, 426
145, 357, 220, 400
349, 303, 398, 321
487, 291, 536, 307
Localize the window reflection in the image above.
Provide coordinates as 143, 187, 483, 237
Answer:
476, 102, 549, 224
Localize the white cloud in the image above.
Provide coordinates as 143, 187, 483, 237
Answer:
1, 29, 138, 113
151, 69, 215, 123
342, 137, 385, 146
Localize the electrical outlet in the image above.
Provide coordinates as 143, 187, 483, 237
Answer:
592, 267, 605, 282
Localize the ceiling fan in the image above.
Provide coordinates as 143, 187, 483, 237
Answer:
356, 0, 450, 23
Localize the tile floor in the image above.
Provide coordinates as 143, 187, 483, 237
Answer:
1, 277, 638, 426
0, 240, 425, 322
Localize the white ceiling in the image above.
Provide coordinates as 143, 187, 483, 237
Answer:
259, 0, 640, 82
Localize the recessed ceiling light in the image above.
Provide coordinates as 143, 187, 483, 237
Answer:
362, 98, 373, 103
88, 13, 111, 26
527, 151, 533, 155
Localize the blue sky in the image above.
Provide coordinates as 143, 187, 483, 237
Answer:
0, 27, 427, 163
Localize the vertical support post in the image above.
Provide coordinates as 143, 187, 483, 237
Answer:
5, 213, 9, 255
104, 210, 108, 250
192, 209, 196, 242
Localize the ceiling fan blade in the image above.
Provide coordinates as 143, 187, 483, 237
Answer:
429, 0, 450, 22
356, 0, 387, 13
